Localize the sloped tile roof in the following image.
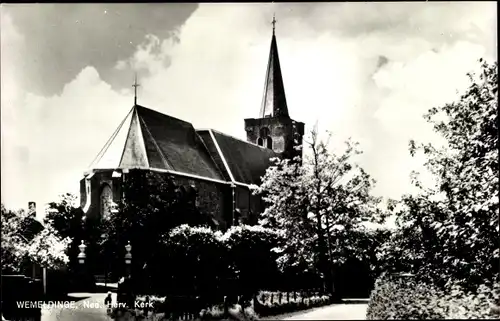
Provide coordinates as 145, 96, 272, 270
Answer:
136, 106, 225, 181
196, 130, 233, 182
89, 108, 277, 186
208, 130, 277, 185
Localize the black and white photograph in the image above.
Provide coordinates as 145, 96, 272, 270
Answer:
1, 2, 498, 321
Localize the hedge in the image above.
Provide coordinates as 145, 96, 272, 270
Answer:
254, 291, 331, 316
143, 225, 282, 298
366, 273, 500, 319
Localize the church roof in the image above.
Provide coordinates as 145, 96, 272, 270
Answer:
88, 105, 276, 186
197, 130, 277, 186
260, 29, 289, 119
89, 105, 226, 182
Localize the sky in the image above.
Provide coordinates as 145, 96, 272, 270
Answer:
1, 2, 497, 214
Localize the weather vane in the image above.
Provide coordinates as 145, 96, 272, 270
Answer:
132, 72, 140, 106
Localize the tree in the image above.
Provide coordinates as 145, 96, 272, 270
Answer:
44, 193, 85, 270
44, 193, 84, 240
381, 59, 498, 291
100, 170, 214, 280
256, 128, 387, 297
150, 225, 230, 299
222, 225, 282, 296
24, 225, 71, 269
1, 204, 70, 274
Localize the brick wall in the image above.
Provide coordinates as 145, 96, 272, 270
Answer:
171, 175, 230, 230
244, 117, 304, 161
80, 170, 122, 220
80, 169, 264, 230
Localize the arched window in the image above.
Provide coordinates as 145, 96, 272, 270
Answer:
100, 184, 113, 220
266, 136, 273, 149
258, 127, 272, 149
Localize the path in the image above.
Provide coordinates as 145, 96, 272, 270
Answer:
267, 299, 368, 320
41, 292, 117, 321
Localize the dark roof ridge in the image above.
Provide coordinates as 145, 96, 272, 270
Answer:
135, 104, 193, 127
194, 130, 230, 180
207, 128, 275, 151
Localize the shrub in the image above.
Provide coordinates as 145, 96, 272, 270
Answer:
222, 225, 282, 295
112, 299, 259, 321
254, 290, 330, 316
146, 225, 231, 298
366, 273, 499, 320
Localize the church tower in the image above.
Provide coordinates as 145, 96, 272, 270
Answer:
244, 16, 305, 162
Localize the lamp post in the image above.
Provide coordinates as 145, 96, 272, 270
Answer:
123, 241, 134, 308
78, 240, 86, 265
124, 241, 132, 277
77, 240, 87, 291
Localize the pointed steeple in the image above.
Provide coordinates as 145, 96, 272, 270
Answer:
260, 15, 289, 119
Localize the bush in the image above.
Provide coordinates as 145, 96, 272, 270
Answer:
145, 225, 231, 298
222, 225, 282, 295
254, 290, 331, 316
366, 273, 499, 320
111, 299, 259, 321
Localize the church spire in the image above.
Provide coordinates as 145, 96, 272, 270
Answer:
259, 14, 289, 119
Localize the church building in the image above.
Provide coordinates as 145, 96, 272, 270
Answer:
80, 22, 305, 230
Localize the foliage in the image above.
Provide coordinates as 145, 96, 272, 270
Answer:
129, 290, 330, 320
222, 225, 282, 295
1, 205, 28, 273
146, 224, 229, 298
378, 60, 498, 291
255, 290, 331, 316
24, 225, 71, 268
113, 297, 259, 321
256, 128, 387, 294
44, 193, 84, 240
100, 170, 214, 279
43, 193, 85, 271
327, 227, 392, 298
1, 204, 70, 273
144, 224, 284, 300
366, 273, 500, 320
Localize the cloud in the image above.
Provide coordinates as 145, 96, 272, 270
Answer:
1, 13, 132, 210
1, 2, 497, 212
2, 3, 198, 96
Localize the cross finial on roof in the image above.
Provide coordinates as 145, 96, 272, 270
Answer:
132, 72, 140, 106
272, 13, 277, 35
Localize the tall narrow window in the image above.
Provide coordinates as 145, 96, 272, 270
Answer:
258, 127, 271, 149
266, 137, 273, 149
100, 184, 113, 220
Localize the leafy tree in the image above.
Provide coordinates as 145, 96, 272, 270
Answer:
100, 170, 215, 280
44, 193, 85, 270
147, 225, 230, 299
222, 225, 282, 297
44, 193, 84, 240
256, 128, 387, 297
379, 59, 498, 291
24, 225, 71, 269
1, 204, 70, 274
1, 205, 27, 273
